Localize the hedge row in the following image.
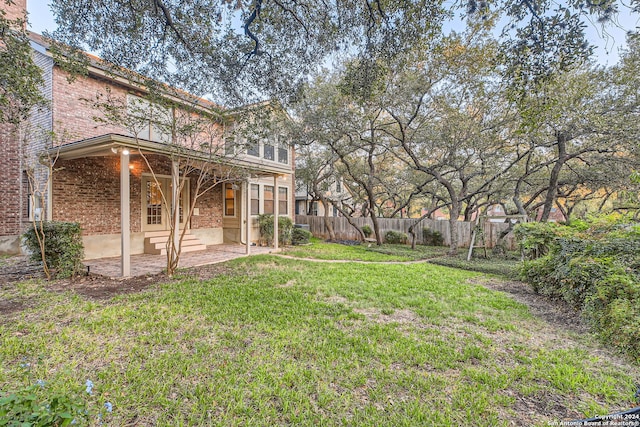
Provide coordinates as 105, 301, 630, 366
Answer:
515, 218, 640, 361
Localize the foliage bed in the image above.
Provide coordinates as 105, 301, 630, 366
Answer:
516, 217, 640, 361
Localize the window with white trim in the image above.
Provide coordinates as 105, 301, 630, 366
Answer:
224, 183, 236, 217
225, 137, 235, 156
278, 145, 288, 164
278, 187, 288, 215
23, 171, 43, 222
126, 94, 172, 143
264, 143, 275, 161
264, 185, 274, 214
251, 184, 260, 215
247, 139, 260, 157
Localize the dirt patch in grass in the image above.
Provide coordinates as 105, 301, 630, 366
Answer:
183, 263, 241, 281
0, 258, 242, 323
0, 256, 167, 301
46, 273, 167, 300
0, 298, 28, 317
0, 256, 44, 283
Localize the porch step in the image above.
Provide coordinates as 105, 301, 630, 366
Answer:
143, 231, 207, 255
147, 234, 199, 245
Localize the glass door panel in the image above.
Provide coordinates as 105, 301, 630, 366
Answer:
146, 181, 164, 226
142, 176, 189, 231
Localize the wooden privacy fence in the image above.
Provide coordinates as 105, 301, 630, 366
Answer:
295, 215, 519, 250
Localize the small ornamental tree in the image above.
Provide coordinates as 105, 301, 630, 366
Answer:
22, 127, 66, 280
89, 87, 251, 276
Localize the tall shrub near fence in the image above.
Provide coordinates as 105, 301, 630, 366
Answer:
515, 217, 640, 361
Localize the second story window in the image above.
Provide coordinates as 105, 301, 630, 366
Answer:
335, 178, 342, 193
225, 137, 235, 156
247, 139, 260, 157
264, 143, 275, 161
278, 145, 288, 164
126, 94, 172, 143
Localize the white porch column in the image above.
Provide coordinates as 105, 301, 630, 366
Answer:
46, 170, 53, 221
245, 178, 251, 255
172, 160, 180, 263
120, 150, 130, 277
273, 174, 279, 251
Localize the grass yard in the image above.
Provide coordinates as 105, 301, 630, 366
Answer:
282, 239, 449, 262
1, 255, 639, 426
429, 251, 521, 278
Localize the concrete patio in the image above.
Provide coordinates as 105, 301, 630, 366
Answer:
84, 244, 275, 278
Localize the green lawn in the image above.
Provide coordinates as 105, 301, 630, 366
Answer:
429, 251, 521, 278
283, 239, 449, 261
1, 255, 638, 426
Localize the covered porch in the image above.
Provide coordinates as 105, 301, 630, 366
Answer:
50, 134, 292, 277
84, 243, 275, 277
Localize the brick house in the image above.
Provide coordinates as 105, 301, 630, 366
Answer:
0, 0, 295, 275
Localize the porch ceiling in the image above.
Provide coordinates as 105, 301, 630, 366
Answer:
48, 133, 293, 177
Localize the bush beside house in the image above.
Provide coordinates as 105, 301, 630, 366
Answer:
258, 215, 294, 246
22, 221, 85, 279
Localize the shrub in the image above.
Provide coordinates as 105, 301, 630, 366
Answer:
361, 225, 373, 238
514, 221, 565, 259
292, 228, 312, 245
516, 218, 640, 360
422, 227, 444, 246
22, 221, 84, 279
257, 215, 294, 246
278, 216, 294, 245
384, 230, 407, 244
0, 372, 113, 426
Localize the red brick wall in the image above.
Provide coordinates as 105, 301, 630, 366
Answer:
0, 123, 22, 236
52, 154, 223, 235
52, 69, 127, 144
4, 0, 26, 24
190, 184, 223, 229
53, 156, 123, 234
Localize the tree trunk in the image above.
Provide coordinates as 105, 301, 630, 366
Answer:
408, 210, 434, 250
540, 132, 568, 222
371, 213, 382, 245
321, 196, 336, 240
332, 202, 366, 240
448, 201, 461, 256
